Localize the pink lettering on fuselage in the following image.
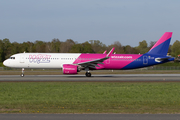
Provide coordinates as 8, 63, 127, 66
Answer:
29, 54, 51, 64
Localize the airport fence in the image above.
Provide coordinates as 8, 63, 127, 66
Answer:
146, 66, 180, 70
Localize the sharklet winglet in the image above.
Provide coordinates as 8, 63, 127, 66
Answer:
103, 50, 107, 54
106, 48, 115, 57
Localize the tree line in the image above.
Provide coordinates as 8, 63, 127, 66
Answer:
0, 38, 180, 62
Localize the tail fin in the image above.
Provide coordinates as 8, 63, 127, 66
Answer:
147, 32, 173, 55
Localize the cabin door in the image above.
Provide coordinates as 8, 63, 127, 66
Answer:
20, 54, 25, 63
143, 55, 148, 65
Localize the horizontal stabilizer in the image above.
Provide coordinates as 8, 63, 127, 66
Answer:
155, 56, 174, 62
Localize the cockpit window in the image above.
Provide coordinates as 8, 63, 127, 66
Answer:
9, 57, 15, 59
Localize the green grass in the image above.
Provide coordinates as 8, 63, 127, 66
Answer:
0, 82, 180, 113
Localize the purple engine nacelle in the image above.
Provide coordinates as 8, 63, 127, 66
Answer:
62, 64, 79, 74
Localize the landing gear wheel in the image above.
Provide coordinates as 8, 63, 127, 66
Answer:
21, 73, 24, 77
85, 72, 91, 77
21, 68, 25, 77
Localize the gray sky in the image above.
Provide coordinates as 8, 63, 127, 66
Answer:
0, 0, 180, 47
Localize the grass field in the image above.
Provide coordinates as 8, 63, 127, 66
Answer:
0, 82, 180, 113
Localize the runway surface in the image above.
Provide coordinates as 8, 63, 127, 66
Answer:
1, 74, 180, 82
1, 114, 180, 120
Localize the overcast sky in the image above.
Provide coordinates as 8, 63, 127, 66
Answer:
1, 0, 180, 47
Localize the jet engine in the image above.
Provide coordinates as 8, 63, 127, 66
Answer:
62, 64, 80, 74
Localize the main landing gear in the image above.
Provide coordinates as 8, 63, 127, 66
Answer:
21, 68, 24, 77
85, 72, 91, 77
85, 67, 91, 77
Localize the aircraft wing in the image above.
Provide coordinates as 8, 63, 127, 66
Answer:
77, 48, 114, 69
77, 56, 109, 69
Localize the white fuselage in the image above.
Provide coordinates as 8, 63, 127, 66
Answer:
3, 53, 81, 69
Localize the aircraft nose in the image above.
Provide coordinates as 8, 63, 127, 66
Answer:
3, 60, 9, 67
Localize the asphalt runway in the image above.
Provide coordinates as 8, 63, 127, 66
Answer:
0, 74, 180, 82
1, 114, 180, 120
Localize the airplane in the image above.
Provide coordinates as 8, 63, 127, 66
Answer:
3, 32, 174, 77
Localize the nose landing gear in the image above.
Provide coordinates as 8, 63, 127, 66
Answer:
21, 68, 24, 77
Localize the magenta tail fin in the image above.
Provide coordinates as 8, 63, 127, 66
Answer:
147, 32, 172, 55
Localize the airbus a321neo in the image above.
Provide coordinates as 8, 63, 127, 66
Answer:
3, 32, 174, 77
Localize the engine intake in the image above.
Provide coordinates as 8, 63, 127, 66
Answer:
62, 64, 79, 74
